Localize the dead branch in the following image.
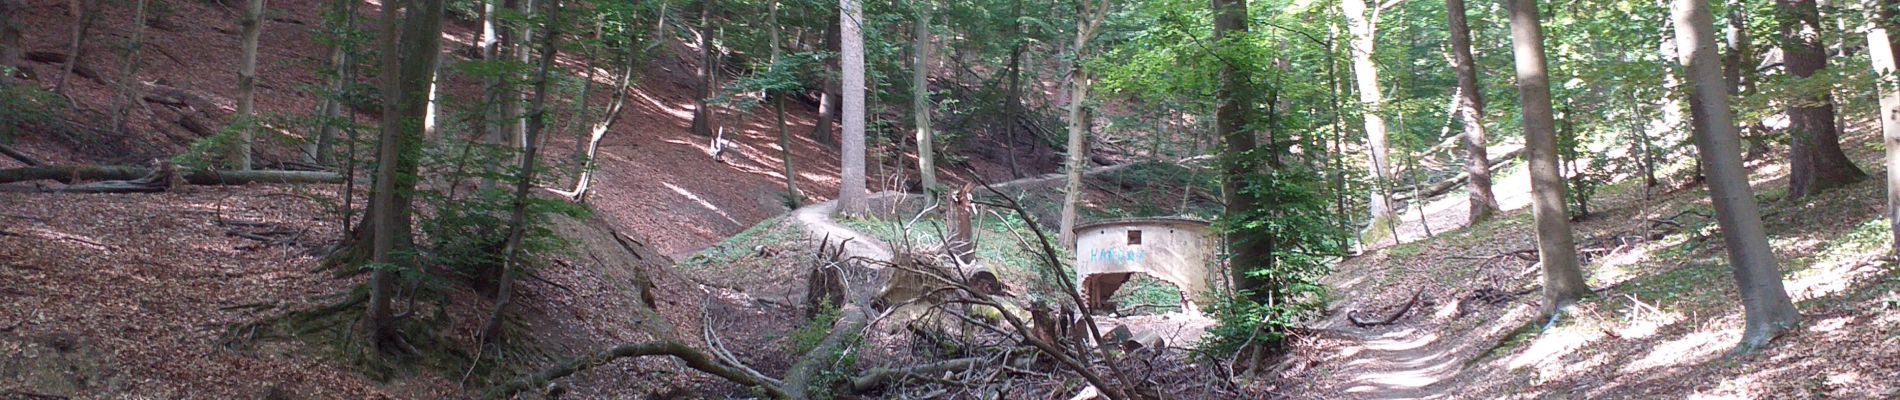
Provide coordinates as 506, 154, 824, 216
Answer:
483, 341, 791, 400
1348, 289, 1422, 328
0, 144, 42, 166
1389, 147, 1522, 203
848, 357, 986, 393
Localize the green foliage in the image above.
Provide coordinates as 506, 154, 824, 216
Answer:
1203, 166, 1344, 354
791, 300, 842, 354
0, 84, 63, 140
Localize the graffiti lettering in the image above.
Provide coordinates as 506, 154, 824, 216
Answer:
1089, 248, 1146, 262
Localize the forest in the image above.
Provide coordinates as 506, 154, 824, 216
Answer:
2, 0, 1899, 397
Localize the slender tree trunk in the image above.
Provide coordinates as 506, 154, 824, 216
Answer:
366, 0, 445, 354
1672, 0, 1803, 350
1724, 1, 1770, 160
109, 0, 149, 137
838, 0, 868, 215
812, 15, 840, 145
0, 0, 21, 85
1505, 0, 1588, 316
54, 0, 100, 95
309, 0, 356, 167
1342, 0, 1398, 238
912, 2, 937, 191
231, 0, 265, 171
1056, 0, 1111, 248
1868, 0, 1900, 255
508, 0, 537, 155
1211, 0, 1268, 302
770, 0, 800, 202
690, 0, 715, 137
1447, 0, 1499, 223
1001, 0, 1025, 178
1779, 0, 1866, 198
484, 0, 561, 342
478, 0, 506, 190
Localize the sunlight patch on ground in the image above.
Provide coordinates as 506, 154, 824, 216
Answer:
663, 181, 743, 226
1506, 321, 1605, 380
1620, 328, 1740, 374
633, 89, 695, 119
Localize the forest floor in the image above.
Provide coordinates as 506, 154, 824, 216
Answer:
1277, 124, 1900, 399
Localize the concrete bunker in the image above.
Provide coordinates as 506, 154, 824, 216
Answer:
1072, 218, 1217, 314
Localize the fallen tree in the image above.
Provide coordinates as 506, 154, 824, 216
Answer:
1390, 147, 1522, 203
0, 165, 343, 191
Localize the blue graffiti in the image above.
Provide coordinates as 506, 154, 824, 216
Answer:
1090, 248, 1146, 262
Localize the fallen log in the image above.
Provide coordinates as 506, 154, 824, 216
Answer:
1348, 289, 1423, 328
1390, 147, 1523, 203
482, 341, 790, 400
0, 165, 342, 186
0, 144, 42, 166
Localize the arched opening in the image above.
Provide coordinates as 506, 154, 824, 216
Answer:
1081, 272, 1190, 316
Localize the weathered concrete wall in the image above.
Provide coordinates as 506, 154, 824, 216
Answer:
1073, 218, 1217, 311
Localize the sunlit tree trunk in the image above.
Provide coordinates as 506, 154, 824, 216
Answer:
1672, 0, 1803, 350
232, 0, 265, 171
1779, 0, 1867, 198
1867, 0, 1900, 255
912, 1, 937, 191
1056, 0, 1111, 248
1446, 0, 1498, 224
1505, 0, 1588, 316
365, 0, 445, 354
1341, 0, 1397, 240
812, 15, 839, 145
838, 0, 868, 215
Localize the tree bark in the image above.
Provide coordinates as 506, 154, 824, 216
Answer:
1342, 0, 1398, 237
1212, 0, 1269, 302
770, 0, 800, 202
1671, 0, 1803, 351
1056, 0, 1111, 248
364, 0, 445, 355
838, 0, 867, 215
1446, 0, 1499, 224
912, 2, 937, 191
483, 0, 560, 343
1000, 0, 1025, 178
109, 0, 149, 137
309, 0, 357, 167
812, 15, 839, 145
54, 0, 100, 94
1505, 0, 1589, 316
232, 0, 265, 171
1868, 0, 1900, 255
1779, 0, 1867, 198
690, 0, 716, 138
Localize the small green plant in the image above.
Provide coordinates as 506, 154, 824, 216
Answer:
791, 301, 841, 354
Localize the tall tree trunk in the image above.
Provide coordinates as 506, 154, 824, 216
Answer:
1212, 0, 1268, 302
309, 0, 357, 167
1869, 0, 1900, 255
484, 0, 561, 342
1446, 0, 1498, 224
478, 0, 507, 190
365, 0, 445, 355
232, 0, 265, 171
1056, 0, 1111, 248
1505, 0, 1588, 316
0, 0, 20, 85
509, 0, 537, 155
838, 0, 868, 215
54, 0, 100, 95
912, 2, 937, 191
690, 0, 715, 137
1724, 1, 1769, 160
109, 0, 149, 137
812, 15, 840, 145
1779, 0, 1867, 198
1000, 0, 1025, 178
1341, 0, 1397, 239
1672, 0, 1803, 350
771, 0, 800, 202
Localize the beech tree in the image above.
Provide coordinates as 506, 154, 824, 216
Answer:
1212, 0, 1268, 301
1505, 0, 1589, 316
364, 0, 445, 354
1873, 0, 1900, 255
1778, 0, 1866, 198
1446, 0, 1498, 223
1341, 0, 1397, 238
232, 0, 265, 171
912, 0, 937, 191
1670, 0, 1802, 350
837, 0, 867, 215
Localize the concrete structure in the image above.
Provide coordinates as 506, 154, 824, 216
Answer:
1072, 217, 1217, 313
